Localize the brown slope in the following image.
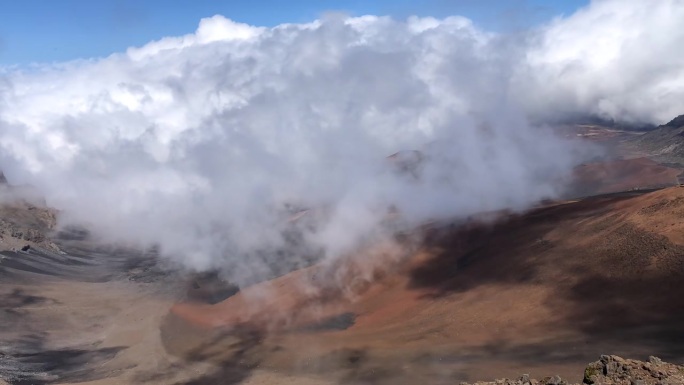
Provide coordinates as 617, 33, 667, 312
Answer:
164, 188, 684, 384
570, 157, 681, 197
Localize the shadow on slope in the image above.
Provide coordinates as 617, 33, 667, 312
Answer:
410, 188, 684, 359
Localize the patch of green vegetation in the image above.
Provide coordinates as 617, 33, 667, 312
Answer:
583, 366, 598, 384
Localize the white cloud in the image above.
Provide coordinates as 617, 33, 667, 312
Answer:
127, 15, 264, 60
522, 0, 684, 124
3, 1, 678, 284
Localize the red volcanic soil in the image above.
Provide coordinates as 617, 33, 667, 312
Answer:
164, 188, 684, 384
571, 157, 681, 196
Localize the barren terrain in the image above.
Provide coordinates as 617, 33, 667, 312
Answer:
165, 187, 684, 384
3, 124, 684, 384
3, 184, 684, 384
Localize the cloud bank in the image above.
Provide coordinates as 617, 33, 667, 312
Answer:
0, 0, 679, 284
523, 0, 684, 124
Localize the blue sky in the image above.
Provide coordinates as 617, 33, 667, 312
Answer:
0, 0, 588, 65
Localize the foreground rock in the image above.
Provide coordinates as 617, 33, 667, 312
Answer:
583, 355, 684, 385
459, 356, 684, 385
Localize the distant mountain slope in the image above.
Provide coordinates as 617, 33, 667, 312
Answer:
569, 157, 680, 197
632, 114, 684, 165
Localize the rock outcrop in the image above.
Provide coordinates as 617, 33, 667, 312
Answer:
583, 355, 684, 385
0, 170, 57, 249
0, 199, 59, 252
458, 356, 684, 385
